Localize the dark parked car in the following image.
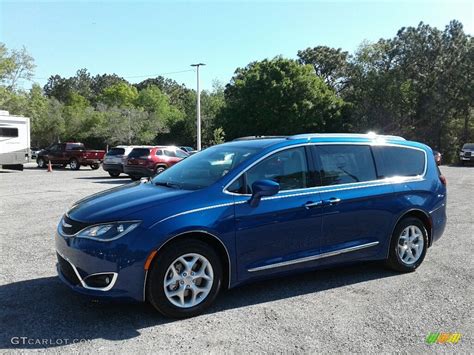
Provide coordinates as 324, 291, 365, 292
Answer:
37, 142, 105, 170
56, 133, 446, 318
123, 146, 188, 180
459, 143, 474, 165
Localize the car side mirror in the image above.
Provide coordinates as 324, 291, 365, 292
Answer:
249, 179, 280, 207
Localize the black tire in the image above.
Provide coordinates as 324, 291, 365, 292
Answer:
146, 239, 223, 318
154, 166, 166, 175
130, 175, 140, 181
69, 158, 80, 170
386, 217, 428, 272
108, 171, 120, 178
91, 163, 100, 170
37, 157, 46, 168
62, 163, 67, 168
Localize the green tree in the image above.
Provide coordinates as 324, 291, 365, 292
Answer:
100, 82, 138, 108
91, 73, 127, 99
297, 46, 349, 92
0, 43, 35, 90
219, 57, 345, 139
342, 21, 473, 161
135, 76, 192, 111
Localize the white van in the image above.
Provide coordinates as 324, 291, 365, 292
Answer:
0, 110, 30, 170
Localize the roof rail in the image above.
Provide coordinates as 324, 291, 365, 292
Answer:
233, 135, 288, 141
287, 133, 406, 140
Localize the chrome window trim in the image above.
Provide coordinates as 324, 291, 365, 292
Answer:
57, 251, 118, 291
223, 141, 428, 196
142, 229, 232, 300
58, 219, 141, 242
247, 241, 380, 272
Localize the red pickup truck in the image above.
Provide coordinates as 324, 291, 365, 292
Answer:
36, 142, 105, 170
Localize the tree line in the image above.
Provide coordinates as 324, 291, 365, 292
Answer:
0, 20, 472, 162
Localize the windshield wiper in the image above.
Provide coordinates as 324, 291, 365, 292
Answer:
154, 181, 181, 189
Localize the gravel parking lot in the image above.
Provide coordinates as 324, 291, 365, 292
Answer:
1, 163, 473, 352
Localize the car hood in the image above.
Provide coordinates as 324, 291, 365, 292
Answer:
67, 181, 191, 223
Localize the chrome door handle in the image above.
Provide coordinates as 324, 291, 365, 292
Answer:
304, 201, 323, 209
325, 197, 341, 205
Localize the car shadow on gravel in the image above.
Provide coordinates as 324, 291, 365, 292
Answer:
75, 176, 132, 185
0, 262, 398, 349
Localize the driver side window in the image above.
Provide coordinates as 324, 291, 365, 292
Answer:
49, 144, 59, 152
245, 147, 310, 193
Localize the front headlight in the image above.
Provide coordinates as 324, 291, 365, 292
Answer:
77, 221, 140, 241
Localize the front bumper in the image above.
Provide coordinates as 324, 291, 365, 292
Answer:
123, 165, 154, 177
460, 155, 473, 161
55, 228, 147, 302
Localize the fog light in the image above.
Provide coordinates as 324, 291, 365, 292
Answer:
84, 273, 115, 288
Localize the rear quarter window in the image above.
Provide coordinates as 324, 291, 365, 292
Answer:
373, 146, 425, 178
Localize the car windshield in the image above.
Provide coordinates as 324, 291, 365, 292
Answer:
152, 144, 261, 190
463, 143, 474, 150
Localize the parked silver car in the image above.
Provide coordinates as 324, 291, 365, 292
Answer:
459, 143, 474, 165
103, 146, 138, 177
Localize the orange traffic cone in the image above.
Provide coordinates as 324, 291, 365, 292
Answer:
47, 160, 53, 172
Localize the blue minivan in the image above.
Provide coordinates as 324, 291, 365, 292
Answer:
56, 134, 447, 318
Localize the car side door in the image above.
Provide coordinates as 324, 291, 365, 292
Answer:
311, 144, 394, 264
232, 146, 324, 281
48, 143, 64, 163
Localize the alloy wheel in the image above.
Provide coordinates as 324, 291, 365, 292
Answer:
397, 225, 424, 265
163, 253, 214, 308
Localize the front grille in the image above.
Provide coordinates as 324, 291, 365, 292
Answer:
465, 151, 472, 157
61, 215, 89, 236
57, 253, 80, 285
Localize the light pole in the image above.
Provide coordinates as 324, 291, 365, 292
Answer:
191, 63, 205, 150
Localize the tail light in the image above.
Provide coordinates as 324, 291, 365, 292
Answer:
439, 175, 447, 186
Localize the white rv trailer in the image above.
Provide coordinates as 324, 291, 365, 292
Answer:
0, 110, 30, 170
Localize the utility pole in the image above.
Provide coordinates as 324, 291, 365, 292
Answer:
191, 63, 205, 151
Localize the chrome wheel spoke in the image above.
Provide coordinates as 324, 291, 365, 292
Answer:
398, 245, 407, 259
190, 286, 198, 304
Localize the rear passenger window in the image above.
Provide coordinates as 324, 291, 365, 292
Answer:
374, 146, 425, 178
316, 145, 377, 185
